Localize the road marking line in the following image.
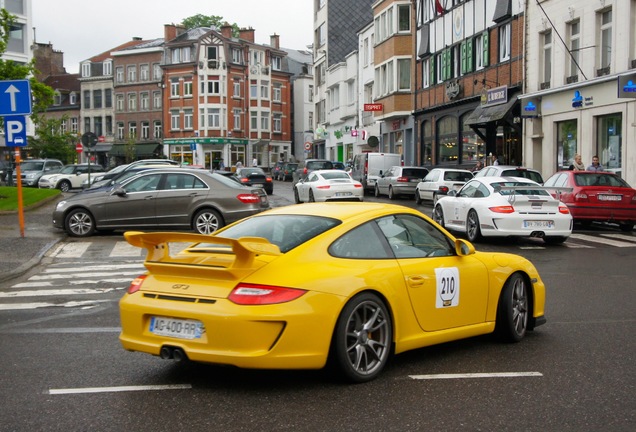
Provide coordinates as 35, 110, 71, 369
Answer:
569, 233, 636, 247
47, 384, 192, 395
562, 242, 593, 248
45, 264, 144, 273
0, 300, 111, 311
109, 241, 143, 257
600, 233, 636, 243
409, 372, 543, 380
0, 288, 119, 297
3, 327, 121, 334
29, 271, 142, 280
12, 279, 133, 288
50, 242, 92, 258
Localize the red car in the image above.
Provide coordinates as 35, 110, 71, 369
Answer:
543, 171, 636, 232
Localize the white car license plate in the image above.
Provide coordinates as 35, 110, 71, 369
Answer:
149, 316, 203, 339
598, 194, 621, 201
335, 192, 352, 197
524, 220, 554, 229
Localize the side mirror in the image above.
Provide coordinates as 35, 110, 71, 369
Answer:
455, 239, 475, 256
112, 186, 127, 196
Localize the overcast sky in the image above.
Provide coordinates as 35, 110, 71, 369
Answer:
32, 0, 314, 74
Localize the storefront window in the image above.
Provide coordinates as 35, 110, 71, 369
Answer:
556, 120, 577, 170
421, 121, 433, 166
461, 115, 485, 163
596, 114, 621, 175
437, 116, 458, 164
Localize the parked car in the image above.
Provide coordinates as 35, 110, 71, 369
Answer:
119, 202, 546, 383
350, 152, 401, 194
276, 162, 298, 181
86, 165, 174, 190
13, 159, 64, 187
38, 164, 105, 192
0, 160, 12, 185
83, 159, 180, 188
374, 166, 429, 199
474, 165, 544, 184
432, 176, 572, 243
415, 168, 474, 205
293, 169, 363, 203
293, 159, 334, 184
233, 167, 273, 195
332, 161, 346, 170
543, 170, 636, 232
52, 169, 270, 237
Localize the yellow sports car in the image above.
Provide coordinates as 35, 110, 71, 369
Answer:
119, 203, 546, 383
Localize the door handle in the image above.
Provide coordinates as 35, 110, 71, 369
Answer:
408, 276, 427, 287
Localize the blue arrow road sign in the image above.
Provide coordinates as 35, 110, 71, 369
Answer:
4, 115, 28, 146
0, 79, 32, 116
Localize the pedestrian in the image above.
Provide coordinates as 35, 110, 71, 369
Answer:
219, 159, 225, 171
471, 160, 483, 172
587, 155, 604, 172
235, 160, 243, 169
568, 154, 585, 171
492, 154, 499, 166
252, 157, 258, 167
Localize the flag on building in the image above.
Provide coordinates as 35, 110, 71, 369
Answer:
435, 0, 446, 15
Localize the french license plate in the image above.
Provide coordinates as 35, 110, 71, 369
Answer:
598, 194, 621, 201
335, 192, 352, 197
149, 316, 203, 339
524, 220, 554, 229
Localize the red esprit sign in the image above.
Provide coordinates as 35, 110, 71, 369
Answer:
363, 103, 383, 112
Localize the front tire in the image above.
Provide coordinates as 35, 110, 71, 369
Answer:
331, 293, 392, 383
374, 184, 380, 197
415, 189, 422, 205
58, 180, 71, 192
65, 208, 95, 237
388, 186, 395, 200
496, 273, 529, 342
308, 189, 316, 202
294, 187, 301, 204
433, 205, 445, 228
466, 209, 482, 242
193, 209, 223, 235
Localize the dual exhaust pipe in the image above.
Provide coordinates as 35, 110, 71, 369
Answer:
160, 346, 188, 362
530, 231, 545, 238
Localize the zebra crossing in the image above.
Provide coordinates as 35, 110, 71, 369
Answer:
0, 233, 634, 312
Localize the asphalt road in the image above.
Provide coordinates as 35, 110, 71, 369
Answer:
0, 180, 634, 431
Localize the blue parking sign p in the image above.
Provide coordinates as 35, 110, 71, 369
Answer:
4, 115, 27, 147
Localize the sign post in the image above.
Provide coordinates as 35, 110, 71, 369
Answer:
1, 79, 33, 238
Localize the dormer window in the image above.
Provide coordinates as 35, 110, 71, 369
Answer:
69, 92, 77, 105
103, 60, 113, 76
81, 62, 91, 78
272, 56, 282, 71
53, 91, 61, 105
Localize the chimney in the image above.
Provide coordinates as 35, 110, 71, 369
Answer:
270, 34, 280, 50
221, 23, 233, 38
164, 24, 186, 42
239, 27, 255, 43
132, 37, 142, 41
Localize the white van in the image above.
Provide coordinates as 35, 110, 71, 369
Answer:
351, 152, 402, 194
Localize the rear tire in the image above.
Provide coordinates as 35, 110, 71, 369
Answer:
466, 209, 482, 242
388, 186, 395, 200
619, 223, 634, 232
433, 205, 445, 228
374, 184, 380, 198
415, 190, 422, 205
193, 209, 223, 235
309, 189, 316, 202
496, 273, 529, 342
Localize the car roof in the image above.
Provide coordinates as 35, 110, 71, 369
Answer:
474, 176, 540, 186
259, 202, 419, 221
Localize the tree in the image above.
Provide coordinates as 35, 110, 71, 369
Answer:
27, 116, 76, 163
180, 14, 239, 36
124, 135, 136, 164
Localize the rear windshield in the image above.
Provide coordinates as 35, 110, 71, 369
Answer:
210, 215, 341, 253
322, 171, 351, 180
306, 161, 333, 170
574, 173, 630, 188
444, 171, 473, 182
402, 168, 428, 177
501, 169, 543, 183
493, 181, 550, 196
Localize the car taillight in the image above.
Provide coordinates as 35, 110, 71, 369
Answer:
317, 185, 330, 189
354, 184, 362, 188
236, 193, 261, 203
438, 186, 449, 194
489, 206, 515, 213
229, 284, 306, 305
397, 176, 408, 183
127, 275, 147, 294
575, 192, 588, 201
265, 177, 272, 182
558, 205, 570, 214
303, 168, 308, 174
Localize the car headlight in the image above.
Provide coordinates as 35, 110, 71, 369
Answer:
26, 173, 37, 179
56, 200, 67, 209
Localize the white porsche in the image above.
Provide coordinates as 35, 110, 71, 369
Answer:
432, 176, 573, 244
294, 169, 364, 203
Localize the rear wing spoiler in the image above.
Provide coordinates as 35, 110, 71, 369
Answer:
495, 186, 572, 193
124, 231, 281, 268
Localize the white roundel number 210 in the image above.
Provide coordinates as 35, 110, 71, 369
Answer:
435, 267, 460, 308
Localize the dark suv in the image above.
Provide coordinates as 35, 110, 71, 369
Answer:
293, 159, 334, 184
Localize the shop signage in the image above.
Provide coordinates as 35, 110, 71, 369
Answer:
521, 97, 541, 118
364, 103, 383, 111
571, 90, 594, 108
617, 73, 636, 98
163, 137, 249, 145
483, 85, 508, 106
445, 79, 460, 99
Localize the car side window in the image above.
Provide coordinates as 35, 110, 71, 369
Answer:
329, 221, 393, 259
458, 181, 480, 197
377, 215, 454, 258
123, 174, 161, 193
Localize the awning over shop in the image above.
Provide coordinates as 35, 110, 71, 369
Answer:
109, 143, 162, 157
464, 96, 518, 127
91, 143, 112, 153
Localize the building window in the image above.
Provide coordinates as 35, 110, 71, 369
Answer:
250, 82, 258, 98
153, 91, 161, 109
153, 121, 162, 138
184, 81, 193, 97
207, 108, 221, 128
542, 30, 552, 85
116, 94, 124, 111
556, 120, 578, 170
184, 109, 193, 130
81, 62, 91, 78
103, 60, 112, 76
260, 81, 269, 98
308, 111, 313, 130
260, 112, 270, 131
421, 58, 430, 88
116, 67, 124, 83
106, 116, 112, 135
84, 117, 91, 133
596, 113, 621, 174
437, 116, 459, 164
127, 65, 137, 82
207, 46, 218, 60
233, 80, 241, 97
141, 122, 150, 139
69, 92, 77, 105
272, 56, 282, 71
231, 48, 242, 64
273, 84, 282, 102
568, 20, 580, 79
117, 122, 124, 140
53, 91, 61, 105
60, 119, 67, 133
171, 111, 180, 130
71, 118, 78, 133
128, 93, 137, 111
171, 48, 180, 64
205, 79, 220, 94
398, 59, 411, 91
170, 79, 179, 97
128, 122, 137, 139
499, 23, 511, 62
105, 89, 112, 108
182, 46, 191, 62
398, 4, 410, 32
308, 85, 314, 102
475, 32, 488, 70
250, 111, 258, 130
140, 92, 149, 110
83, 90, 91, 109
598, 9, 612, 71
461, 116, 485, 164
317, 23, 326, 47
233, 109, 241, 130
93, 89, 102, 108
273, 113, 282, 133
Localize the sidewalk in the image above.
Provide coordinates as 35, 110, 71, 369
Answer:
0, 194, 66, 284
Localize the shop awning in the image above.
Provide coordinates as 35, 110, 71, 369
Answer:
109, 143, 162, 157
91, 143, 112, 153
464, 97, 518, 126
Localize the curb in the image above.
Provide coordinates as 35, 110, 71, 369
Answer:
0, 237, 63, 284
